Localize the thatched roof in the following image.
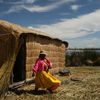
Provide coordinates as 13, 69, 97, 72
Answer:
0, 20, 52, 38
0, 20, 68, 46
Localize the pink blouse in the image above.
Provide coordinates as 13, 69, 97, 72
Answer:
32, 58, 52, 73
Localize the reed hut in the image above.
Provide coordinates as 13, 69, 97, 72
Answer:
0, 20, 68, 95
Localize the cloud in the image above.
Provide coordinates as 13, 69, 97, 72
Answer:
29, 9, 100, 40
3, 0, 75, 14
80, 38, 100, 48
23, 0, 76, 12
70, 5, 81, 11
23, 0, 36, 3
1, 0, 36, 4
23, 3, 59, 12
68, 37, 100, 48
0, 0, 3, 2
2, 0, 36, 14
4, 5, 24, 14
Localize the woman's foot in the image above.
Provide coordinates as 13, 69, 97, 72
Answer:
35, 87, 38, 92
46, 89, 53, 93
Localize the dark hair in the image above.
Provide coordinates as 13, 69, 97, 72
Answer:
39, 54, 46, 59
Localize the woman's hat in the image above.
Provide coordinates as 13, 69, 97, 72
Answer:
39, 50, 47, 55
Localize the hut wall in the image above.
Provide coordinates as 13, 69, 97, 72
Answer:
0, 34, 15, 68
25, 34, 65, 79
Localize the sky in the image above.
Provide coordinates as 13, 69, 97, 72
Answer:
0, 0, 100, 48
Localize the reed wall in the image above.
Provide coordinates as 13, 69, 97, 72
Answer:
25, 34, 65, 79
0, 34, 15, 68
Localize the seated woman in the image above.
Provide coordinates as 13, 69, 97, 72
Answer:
32, 50, 61, 93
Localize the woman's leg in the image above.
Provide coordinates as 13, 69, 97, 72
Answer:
35, 86, 38, 92
47, 88, 53, 93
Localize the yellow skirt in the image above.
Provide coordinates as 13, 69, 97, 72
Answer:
34, 71, 61, 90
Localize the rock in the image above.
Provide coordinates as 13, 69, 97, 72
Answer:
59, 69, 71, 76
70, 77, 81, 81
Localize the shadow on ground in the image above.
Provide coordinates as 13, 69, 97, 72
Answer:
9, 88, 49, 95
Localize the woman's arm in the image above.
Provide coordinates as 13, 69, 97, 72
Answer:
32, 59, 39, 73
45, 58, 52, 69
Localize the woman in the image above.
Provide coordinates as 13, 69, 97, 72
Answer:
32, 50, 61, 93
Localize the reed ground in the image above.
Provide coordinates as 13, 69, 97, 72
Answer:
4, 67, 100, 100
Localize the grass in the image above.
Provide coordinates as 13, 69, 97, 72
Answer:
3, 66, 100, 100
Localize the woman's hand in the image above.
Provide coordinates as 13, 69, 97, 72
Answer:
32, 72, 36, 76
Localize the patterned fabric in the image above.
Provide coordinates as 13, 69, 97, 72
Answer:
35, 71, 61, 90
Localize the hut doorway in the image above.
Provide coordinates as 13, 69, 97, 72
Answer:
13, 37, 26, 83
